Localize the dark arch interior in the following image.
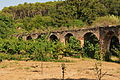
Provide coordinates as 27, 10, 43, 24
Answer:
37, 34, 46, 40
65, 33, 73, 44
105, 31, 115, 41
109, 36, 120, 56
84, 32, 98, 44
84, 32, 99, 59
50, 35, 58, 41
37, 35, 41, 39
18, 36, 22, 40
27, 36, 32, 40
107, 31, 114, 35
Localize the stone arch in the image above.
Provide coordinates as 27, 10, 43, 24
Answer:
18, 36, 23, 40
104, 31, 117, 50
83, 31, 99, 41
37, 35, 42, 39
105, 31, 115, 37
37, 33, 46, 39
64, 33, 74, 44
119, 32, 120, 43
83, 32, 99, 44
49, 34, 59, 41
109, 36, 119, 52
31, 34, 38, 39
26, 36, 32, 40
108, 36, 120, 60
83, 32, 99, 58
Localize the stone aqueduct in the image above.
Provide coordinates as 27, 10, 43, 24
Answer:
16, 25, 120, 52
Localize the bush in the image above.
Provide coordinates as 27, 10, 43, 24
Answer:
0, 53, 25, 60
0, 36, 66, 61
64, 36, 82, 57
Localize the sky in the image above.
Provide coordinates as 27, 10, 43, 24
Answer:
0, 0, 55, 10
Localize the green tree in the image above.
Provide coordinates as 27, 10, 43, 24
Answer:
83, 33, 100, 59
64, 36, 82, 57
0, 14, 15, 38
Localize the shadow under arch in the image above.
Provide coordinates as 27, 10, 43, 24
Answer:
37, 33, 47, 40
83, 32, 99, 59
104, 31, 117, 50
102, 31, 120, 61
26, 36, 32, 40
84, 32, 99, 45
18, 36, 23, 40
37, 35, 42, 39
65, 33, 74, 44
49, 34, 59, 41
109, 36, 120, 60
105, 31, 115, 40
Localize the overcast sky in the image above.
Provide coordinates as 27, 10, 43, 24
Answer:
0, 0, 55, 10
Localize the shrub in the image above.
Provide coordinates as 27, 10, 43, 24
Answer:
64, 36, 82, 57
0, 53, 25, 60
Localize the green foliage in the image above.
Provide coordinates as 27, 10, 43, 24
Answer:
83, 33, 100, 60
64, 36, 82, 57
0, 53, 25, 60
109, 36, 120, 61
111, 45, 120, 60
99, 0, 120, 16
0, 36, 65, 61
0, 0, 120, 61
0, 33, 118, 61
1, 0, 120, 32
0, 36, 82, 61
28, 15, 53, 30
73, 0, 107, 24
0, 14, 15, 38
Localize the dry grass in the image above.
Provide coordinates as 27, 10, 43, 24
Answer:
0, 58, 119, 80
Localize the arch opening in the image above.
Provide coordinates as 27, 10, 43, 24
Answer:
83, 32, 99, 59
109, 36, 120, 60
64, 33, 81, 57
65, 33, 73, 44
18, 36, 22, 40
49, 35, 58, 42
37, 35, 42, 39
105, 31, 115, 42
37, 34, 46, 40
27, 36, 32, 40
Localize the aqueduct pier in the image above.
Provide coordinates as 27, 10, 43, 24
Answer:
16, 25, 120, 52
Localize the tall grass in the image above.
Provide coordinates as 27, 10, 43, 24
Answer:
92, 15, 120, 27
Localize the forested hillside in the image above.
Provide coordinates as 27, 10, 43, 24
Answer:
0, 0, 120, 61
2, 0, 120, 21
1, 0, 120, 34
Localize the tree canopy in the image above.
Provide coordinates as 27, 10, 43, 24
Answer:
0, 0, 120, 36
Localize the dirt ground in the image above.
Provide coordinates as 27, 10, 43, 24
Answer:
0, 57, 120, 80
